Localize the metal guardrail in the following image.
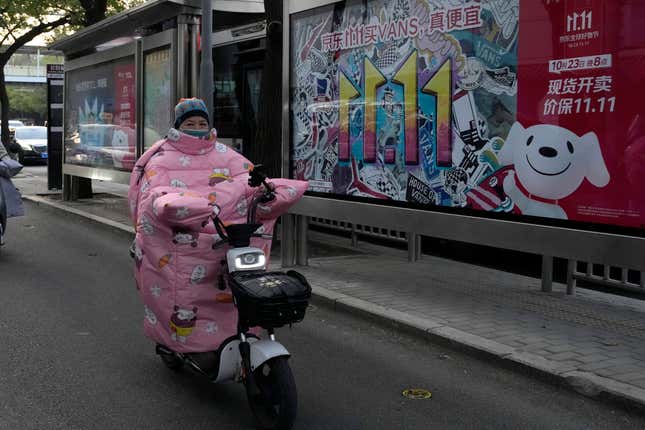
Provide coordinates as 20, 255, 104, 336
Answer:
308, 216, 421, 262
309, 216, 407, 245
566, 260, 644, 295
4, 65, 46, 77
310, 216, 644, 297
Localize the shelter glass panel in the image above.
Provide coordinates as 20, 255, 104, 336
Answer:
143, 47, 172, 149
212, 38, 265, 155
64, 56, 136, 171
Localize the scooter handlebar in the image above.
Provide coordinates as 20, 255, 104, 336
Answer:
248, 165, 268, 188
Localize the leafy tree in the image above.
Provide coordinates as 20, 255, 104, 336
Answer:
7, 84, 47, 124
0, 1, 140, 149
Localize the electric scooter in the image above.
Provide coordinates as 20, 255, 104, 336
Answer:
152, 168, 311, 430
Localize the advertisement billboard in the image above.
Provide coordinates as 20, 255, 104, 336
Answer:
64, 57, 136, 171
290, 0, 645, 230
143, 48, 172, 149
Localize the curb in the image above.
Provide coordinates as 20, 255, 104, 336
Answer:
26, 194, 645, 411
23, 195, 135, 237
309, 285, 645, 412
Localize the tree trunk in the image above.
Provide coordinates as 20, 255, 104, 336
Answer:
0, 15, 69, 157
0, 68, 10, 153
251, 0, 284, 178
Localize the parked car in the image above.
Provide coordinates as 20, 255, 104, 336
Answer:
13, 126, 47, 164
1, 120, 26, 155
0, 120, 25, 130
67, 124, 135, 171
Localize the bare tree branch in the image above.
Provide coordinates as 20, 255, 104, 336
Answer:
0, 21, 24, 46
0, 15, 69, 64
0, 14, 70, 148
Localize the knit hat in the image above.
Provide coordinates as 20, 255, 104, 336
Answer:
173, 98, 210, 129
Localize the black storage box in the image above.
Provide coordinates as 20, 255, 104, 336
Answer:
229, 270, 312, 329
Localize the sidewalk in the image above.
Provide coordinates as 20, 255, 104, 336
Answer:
14, 172, 645, 409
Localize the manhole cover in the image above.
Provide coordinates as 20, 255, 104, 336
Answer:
402, 388, 432, 400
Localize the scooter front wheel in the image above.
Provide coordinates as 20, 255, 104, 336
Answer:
246, 357, 297, 430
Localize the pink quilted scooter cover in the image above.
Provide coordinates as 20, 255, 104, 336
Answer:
128, 128, 307, 352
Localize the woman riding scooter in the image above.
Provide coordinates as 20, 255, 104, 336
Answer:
128, 98, 307, 369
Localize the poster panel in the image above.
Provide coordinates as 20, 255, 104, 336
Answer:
64, 57, 136, 171
290, 0, 645, 230
143, 48, 172, 149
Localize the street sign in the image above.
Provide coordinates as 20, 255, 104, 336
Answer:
47, 64, 64, 190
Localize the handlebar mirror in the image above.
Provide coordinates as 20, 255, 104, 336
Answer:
7, 142, 20, 153
248, 165, 268, 188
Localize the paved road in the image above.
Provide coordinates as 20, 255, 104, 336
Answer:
1, 201, 644, 429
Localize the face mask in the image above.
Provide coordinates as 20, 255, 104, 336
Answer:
181, 129, 210, 138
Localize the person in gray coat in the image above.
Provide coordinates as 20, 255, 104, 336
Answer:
0, 140, 9, 160
0, 142, 24, 245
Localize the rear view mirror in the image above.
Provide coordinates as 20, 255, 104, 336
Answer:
7, 142, 20, 153
249, 165, 268, 188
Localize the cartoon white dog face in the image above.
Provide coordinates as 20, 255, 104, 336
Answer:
175, 308, 196, 321
112, 129, 128, 148
190, 265, 206, 284
170, 178, 188, 188
500, 122, 610, 200
173, 233, 194, 243
144, 306, 158, 325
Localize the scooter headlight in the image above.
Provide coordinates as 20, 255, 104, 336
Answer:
234, 252, 266, 270
242, 253, 258, 265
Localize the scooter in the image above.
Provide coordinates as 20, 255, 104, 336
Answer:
152, 168, 311, 430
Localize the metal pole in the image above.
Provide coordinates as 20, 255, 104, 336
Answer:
170, 27, 178, 111
296, 215, 309, 266
281, 214, 295, 268
566, 259, 576, 295
176, 20, 188, 99
200, 0, 213, 119
351, 224, 358, 247
281, 0, 291, 179
189, 22, 199, 96
541, 255, 553, 293
135, 39, 144, 158
63, 174, 71, 201
408, 232, 418, 262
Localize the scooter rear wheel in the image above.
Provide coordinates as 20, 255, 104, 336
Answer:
246, 356, 297, 430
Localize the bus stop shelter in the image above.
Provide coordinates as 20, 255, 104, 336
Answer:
50, 0, 265, 197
